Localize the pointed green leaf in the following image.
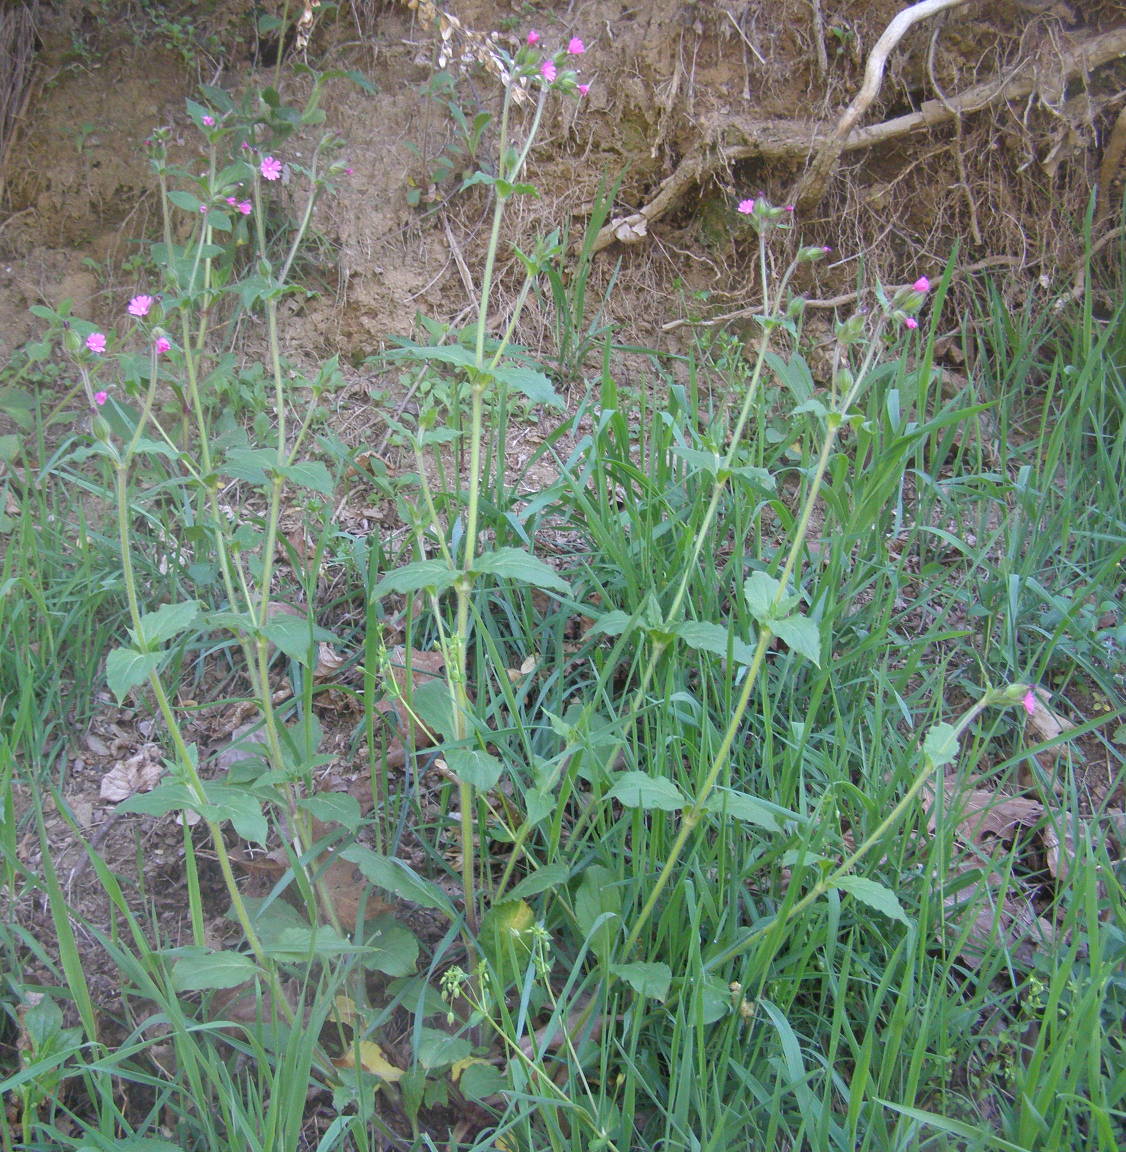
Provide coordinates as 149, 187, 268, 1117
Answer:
607, 771, 686, 811
674, 620, 756, 665
278, 460, 333, 496
362, 914, 418, 977
341, 845, 455, 918
372, 560, 458, 597
586, 609, 633, 637
298, 792, 362, 831
744, 571, 798, 621
443, 747, 504, 790
704, 789, 786, 831
505, 862, 572, 903
106, 647, 162, 702
472, 547, 570, 594
135, 600, 201, 649
261, 614, 337, 667
171, 949, 259, 992
612, 961, 672, 1002
835, 875, 909, 925
771, 613, 821, 666
223, 446, 274, 486
491, 363, 561, 409
923, 722, 959, 769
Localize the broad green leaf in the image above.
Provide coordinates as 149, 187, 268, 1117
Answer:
674, 620, 756, 665
491, 363, 561, 408
278, 460, 333, 496
923, 722, 959, 769
372, 560, 458, 597
505, 862, 571, 903
171, 949, 259, 992
116, 780, 195, 818
135, 600, 201, 649
743, 571, 797, 621
223, 446, 274, 486
167, 190, 203, 214
106, 647, 162, 702
704, 789, 785, 831
771, 613, 821, 666
261, 614, 337, 667
341, 845, 455, 918
203, 783, 268, 845
835, 875, 910, 925
362, 914, 418, 976
671, 445, 723, 475
416, 1026, 471, 1070
298, 792, 362, 831
459, 1061, 506, 1101
607, 771, 686, 811
612, 961, 672, 1002
574, 865, 620, 963
586, 609, 633, 637
521, 787, 554, 828
411, 677, 455, 740
382, 342, 476, 369
443, 747, 504, 790
472, 547, 570, 594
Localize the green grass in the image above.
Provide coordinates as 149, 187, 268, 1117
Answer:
1, 68, 1124, 1152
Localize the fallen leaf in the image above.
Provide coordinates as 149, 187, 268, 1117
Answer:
100, 745, 163, 802
333, 1039, 403, 1082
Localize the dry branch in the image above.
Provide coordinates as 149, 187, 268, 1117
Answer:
593, 25, 1126, 256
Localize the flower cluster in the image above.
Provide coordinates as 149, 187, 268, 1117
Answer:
893, 275, 931, 329
524, 29, 592, 97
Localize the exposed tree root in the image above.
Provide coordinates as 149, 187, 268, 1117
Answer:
592, 24, 1126, 256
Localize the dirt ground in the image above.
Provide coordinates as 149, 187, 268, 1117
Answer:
1, 0, 1124, 1142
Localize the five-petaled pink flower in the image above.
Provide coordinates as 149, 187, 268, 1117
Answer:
260, 155, 282, 181
1022, 689, 1037, 716
237, 200, 252, 215
578, 83, 590, 96
154, 336, 172, 355
127, 294, 154, 318
541, 60, 557, 82
737, 198, 755, 214
202, 114, 215, 127
526, 29, 540, 45
904, 317, 918, 330
913, 276, 931, 293
93, 390, 108, 406
86, 332, 106, 354
568, 37, 586, 55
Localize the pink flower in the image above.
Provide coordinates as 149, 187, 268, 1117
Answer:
578, 83, 590, 96
913, 276, 931, 293
226, 196, 237, 205
199, 204, 209, 214
737, 198, 755, 214
344, 167, 353, 175
127, 294, 154, 317
202, 114, 215, 127
568, 37, 586, 55
237, 200, 252, 215
822, 245, 832, 253
784, 204, 795, 212
93, 390, 108, 406
903, 317, 919, 330
1022, 689, 1037, 716
154, 336, 172, 355
526, 29, 540, 45
541, 59, 557, 82
86, 332, 106, 354
260, 155, 282, 181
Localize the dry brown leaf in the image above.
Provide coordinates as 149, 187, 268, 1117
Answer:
314, 642, 346, 681
333, 1040, 403, 1083
100, 745, 163, 802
